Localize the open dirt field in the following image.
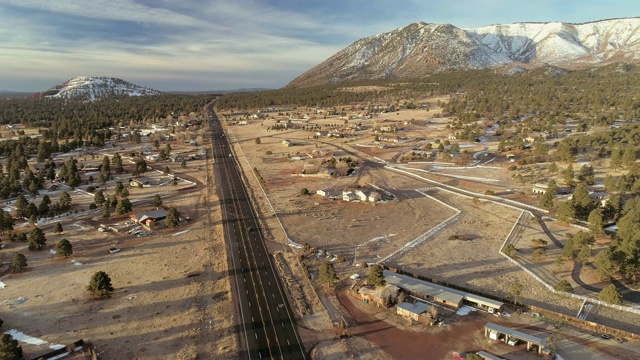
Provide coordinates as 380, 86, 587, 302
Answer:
0, 143, 237, 359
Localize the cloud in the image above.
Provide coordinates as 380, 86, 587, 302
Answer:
1, 0, 639, 91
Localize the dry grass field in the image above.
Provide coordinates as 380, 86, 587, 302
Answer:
0, 141, 238, 359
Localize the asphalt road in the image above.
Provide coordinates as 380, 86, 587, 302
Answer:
206, 103, 306, 360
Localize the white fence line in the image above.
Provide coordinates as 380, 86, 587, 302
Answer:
378, 190, 461, 263
386, 165, 549, 213
498, 211, 640, 315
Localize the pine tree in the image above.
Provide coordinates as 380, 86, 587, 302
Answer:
87, 271, 114, 299
588, 208, 604, 236
0, 333, 23, 360
319, 261, 339, 290
598, 284, 623, 305
11, 253, 28, 272
152, 194, 163, 207
56, 239, 73, 257
366, 264, 386, 286
14, 194, 28, 218
595, 249, 617, 279
113, 153, 124, 173
102, 203, 110, 219
59, 191, 72, 211
557, 200, 576, 224
115, 198, 132, 215
53, 222, 63, 234
166, 207, 181, 228
27, 227, 46, 250
94, 190, 106, 206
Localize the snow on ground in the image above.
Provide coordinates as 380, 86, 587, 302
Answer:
5, 329, 65, 349
455, 305, 478, 316
172, 229, 191, 236
5, 329, 47, 345
3, 297, 27, 305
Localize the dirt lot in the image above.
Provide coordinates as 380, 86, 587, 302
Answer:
0, 141, 237, 359
335, 286, 639, 360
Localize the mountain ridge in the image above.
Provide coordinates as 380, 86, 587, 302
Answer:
287, 17, 640, 88
31, 76, 161, 100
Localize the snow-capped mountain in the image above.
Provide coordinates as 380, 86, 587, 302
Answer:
31, 76, 161, 100
288, 18, 640, 87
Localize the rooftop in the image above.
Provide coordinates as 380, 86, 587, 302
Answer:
384, 271, 504, 309
485, 322, 547, 347
396, 301, 431, 315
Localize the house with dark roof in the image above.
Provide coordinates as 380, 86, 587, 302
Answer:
130, 209, 168, 227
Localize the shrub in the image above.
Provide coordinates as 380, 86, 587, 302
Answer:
554, 280, 573, 293
503, 244, 519, 257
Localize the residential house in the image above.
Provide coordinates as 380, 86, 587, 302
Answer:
396, 302, 431, 321
316, 189, 330, 197
354, 190, 368, 201
145, 154, 160, 162
170, 154, 185, 163
130, 209, 168, 227
358, 284, 400, 308
343, 191, 356, 202
129, 177, 152, 187
44, 182, 62, 191
532, 184, 548, 195
81, 163, 102, 172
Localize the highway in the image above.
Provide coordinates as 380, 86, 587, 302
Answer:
206, 102, 307, 360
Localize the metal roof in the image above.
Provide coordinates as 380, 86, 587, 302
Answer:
485, 322, 547, 346
133, 208, 168, 221
384, 271, 464, 305
396, 301, 431, 315
476, 351, 504, 360
464, 294, 504, 309
383, 271, 503, 310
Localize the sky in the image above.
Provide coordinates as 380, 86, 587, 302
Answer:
0, 1, 638, 92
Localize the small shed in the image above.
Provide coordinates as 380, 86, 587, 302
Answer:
368, 191, 381, 202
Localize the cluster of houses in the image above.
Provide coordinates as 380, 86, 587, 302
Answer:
316, 188, 381, 203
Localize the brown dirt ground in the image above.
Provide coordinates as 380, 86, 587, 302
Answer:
0, 142, 237, 359
221, 105, 640, 358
